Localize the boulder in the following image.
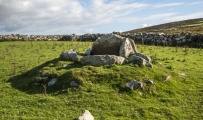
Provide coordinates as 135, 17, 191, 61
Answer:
80, 55, 126, 66
119, 38, 137, 57
78, 110, 94, 120
128, 54, 153, 68
60, 49, 78, 62
126, 80, 143, 90
91, 34, 137, 58
128, 55, 147, 66
135, 53, 151, 63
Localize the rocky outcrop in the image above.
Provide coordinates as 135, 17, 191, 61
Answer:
60, 49, 78, 62
91, 34, 137, 58
80, 55, 126, 66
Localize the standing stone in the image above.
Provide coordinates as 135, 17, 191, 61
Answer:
60, 49, 78, 62
91, 34, 137, 58
119, 38, 136, 58
80, 55, 126, 66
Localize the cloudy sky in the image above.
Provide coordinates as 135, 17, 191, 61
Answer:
0, 0, 203, 35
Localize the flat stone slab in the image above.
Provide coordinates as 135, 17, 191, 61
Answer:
80, 55, 126, 66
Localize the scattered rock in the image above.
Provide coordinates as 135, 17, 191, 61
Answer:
91, 34, 137, 58
135, 53, 151, 63
164, 76, 171, 82
126, 80, 143, 90
128, 55, 147, 66
63, 64, 71, 68
85, 48, 91, 56
78, 110, 94, 120
128, 54, 153, 68
41, 77, 48, 80
145, 62, 153, 68
70, 80, 79, 87
80, 55, 126, 66
48, 78, 57, 86
145, 80, 155, 85
60, 49, 78, 62
179, 73, 188, 76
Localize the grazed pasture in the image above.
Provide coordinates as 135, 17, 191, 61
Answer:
0, 41, 202, 119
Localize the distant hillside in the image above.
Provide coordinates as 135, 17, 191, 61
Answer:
126, 18, 203, 34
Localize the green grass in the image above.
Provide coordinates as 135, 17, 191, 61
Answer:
0, 41, 203, 119
182, 22, 203, 27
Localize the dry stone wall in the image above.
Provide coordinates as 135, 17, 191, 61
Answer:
0, 32, 202, 47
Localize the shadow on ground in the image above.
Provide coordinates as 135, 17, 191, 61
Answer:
8, 58, 84, 95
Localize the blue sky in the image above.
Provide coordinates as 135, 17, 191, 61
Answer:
0, 0, 203, 35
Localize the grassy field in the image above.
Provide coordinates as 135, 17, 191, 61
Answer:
0, 41, 203, 119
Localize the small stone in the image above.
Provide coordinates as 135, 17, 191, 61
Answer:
126, 80, 143, 90
164, 76, 171, 82
41, 77, 48, 80
70, 80, 79, 87
60, 49, 78, 62
78, 110, 94, 120
145, 80, 155, 85
48, 78, 57, 86
63, 64, 71, 68
145, 62, 153, 68
179, 73, 188, 76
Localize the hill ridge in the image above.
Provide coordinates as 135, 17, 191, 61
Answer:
126, 18, 203, 34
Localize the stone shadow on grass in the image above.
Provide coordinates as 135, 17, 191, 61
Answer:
7, 58, 84, 95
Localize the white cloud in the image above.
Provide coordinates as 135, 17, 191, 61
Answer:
140, 23, 152, 28
188, 2, 203, 5
165, 12, 203, 22
154, 2, 184, 8
0, 0, 202, 34
144, 12, 177, 21
119, 17, 139, 23
0, 0, 148, 34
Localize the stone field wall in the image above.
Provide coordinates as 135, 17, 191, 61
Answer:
0, 32, 202, 48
